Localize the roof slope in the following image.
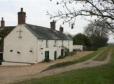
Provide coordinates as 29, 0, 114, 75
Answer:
0, 26, 15, 52
25, 24, 72, 40
0, 26, 15, 38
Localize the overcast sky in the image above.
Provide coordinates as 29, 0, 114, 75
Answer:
0, 0, 114, 43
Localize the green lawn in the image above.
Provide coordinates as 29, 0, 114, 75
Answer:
13, 46, 114, 84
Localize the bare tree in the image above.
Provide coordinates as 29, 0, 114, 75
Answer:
84, 19, 109, 37
84, 19, 109, 49
49, 0, 114, 31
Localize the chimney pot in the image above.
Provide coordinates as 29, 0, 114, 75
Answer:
21, 8, 23, 12
18, 8, 26, 25
59, 26, 64, 33
50, 20, 56, 30
2, 17, 3, 21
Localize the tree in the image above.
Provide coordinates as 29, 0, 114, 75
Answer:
89, 35, 108, 50
84, 20, 109, 49
49, 0, 114, 31
73, 33, 91, 47
85, 19, 109, 37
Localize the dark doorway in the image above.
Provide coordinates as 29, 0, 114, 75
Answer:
65, 49, 69, 56
0, 52, 3, 65
61, 49, 64, 57
45, 51, 49, 62
54, 51, 57, 60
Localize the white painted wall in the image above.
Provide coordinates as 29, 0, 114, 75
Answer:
69, 41, 73, 52
3, 24, 73, 65
37, 40, 45, 62
3, 25, 38, 64
37, 39, 73, 62
37, 40, 59, 62
56, 40, 62, 58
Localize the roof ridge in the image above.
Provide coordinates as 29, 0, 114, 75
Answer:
26, 24, 50, 29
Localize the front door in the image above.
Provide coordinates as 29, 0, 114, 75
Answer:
65, 49, 69, 56
61, 49, 64, 57
0, 52, 3, 65
45, 51, 49, 62
54, 51, 57, 60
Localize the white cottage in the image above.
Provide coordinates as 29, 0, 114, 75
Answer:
2, 8, 73, 65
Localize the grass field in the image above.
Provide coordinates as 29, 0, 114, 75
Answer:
13, 45, 114, 84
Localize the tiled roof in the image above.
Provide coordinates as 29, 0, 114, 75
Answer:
0, 26, 15, 38
26, 24, 72, 40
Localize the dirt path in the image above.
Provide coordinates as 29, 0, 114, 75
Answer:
23, 52, 111, 79
0, 51, 111, 84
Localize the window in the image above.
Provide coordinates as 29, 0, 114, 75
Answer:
54, 40, 56, 47
17, 51, 21, 54
62, 40, 63, 46
40, 40, 44, 48
10, 50, 13, 52
29, 50, 33, 53
68, 41, 69, 46
46, 40, 48, 48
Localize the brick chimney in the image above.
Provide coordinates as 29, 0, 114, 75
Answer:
1, 17, 5, 28
50, 20, 56, 30
59, 26, 64, 33
18, 8, 26, 25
